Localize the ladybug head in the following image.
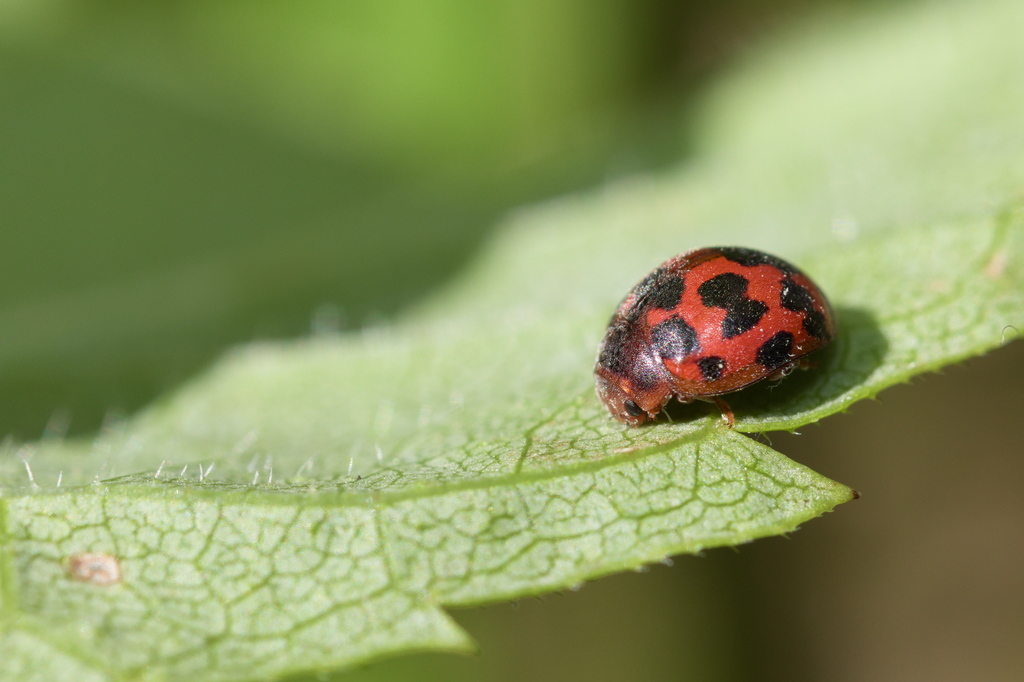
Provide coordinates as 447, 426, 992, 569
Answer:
594, 367, 669, 427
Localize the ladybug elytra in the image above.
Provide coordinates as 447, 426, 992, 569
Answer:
595, 246, 835, 426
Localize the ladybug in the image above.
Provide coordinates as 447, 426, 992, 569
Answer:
595, 246, 835, 427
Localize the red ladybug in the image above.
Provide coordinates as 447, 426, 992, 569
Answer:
595, 247, 835, 426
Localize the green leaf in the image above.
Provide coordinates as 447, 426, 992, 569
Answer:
3, 0, 1024, 680
2, 431, 846, 681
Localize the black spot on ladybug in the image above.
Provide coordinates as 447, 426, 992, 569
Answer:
756, 331, 795, 369
724, 300, 769, 338
597, 322, 666, 393
697, 273, 768, 338
717, 247, 797, 273
780, 277, 829, 340
644, 274, 685, 310
802, 312, 828, 340
780, 277, 813, 312
697, 356, 726, 381
651, 316, 700, 360
628, 268, 663, 305
597, 325, 632, 374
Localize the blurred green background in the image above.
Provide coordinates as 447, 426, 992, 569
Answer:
2, 1, 1022, 680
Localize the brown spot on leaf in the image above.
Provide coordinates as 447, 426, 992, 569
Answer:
68, 553, 121, 586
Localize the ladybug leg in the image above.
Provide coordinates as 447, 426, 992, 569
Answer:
712, 397, 735, 428
696, 396, 735, 428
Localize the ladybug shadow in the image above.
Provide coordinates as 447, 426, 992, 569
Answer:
661, 305, 887, 424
